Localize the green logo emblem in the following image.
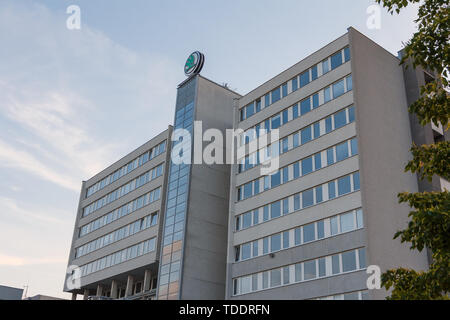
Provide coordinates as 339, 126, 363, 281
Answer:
184, 51, 204, 77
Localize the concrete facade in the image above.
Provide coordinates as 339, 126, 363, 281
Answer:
64, 127, 172, 300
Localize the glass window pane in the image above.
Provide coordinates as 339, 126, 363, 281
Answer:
263, 237, 269, 254
356, 209, 363, 228
271, 201, 281, 219
336, 142, 349, 162
300, 98, 311, 115
253, 241, 258, 258
322, 59, 330, 74
328, 181, 336, 199
332, 254, 340, 274
313, 122, 320, 139
359, 248, 366, 268
243, 212, 252, 229
311, 65, 318, 81
263, 205, 269, 221
342, 250, 357, 272
312, 93, 319, 108
263, 272, 269, 289
270, 269, 281, 287
295, 263, 302, 282
242, 243, 251, 260
302, 157, 313, 175
316, 186, 323, 203
340, 212, 355, 233
353, 172, 360, 190
317, 220, 324, 239
330, 216, 338, 235
271, 114, 281, 130
271, 171, 281, 188
295, 228, 301, 245
292, 104, 299, 119
304, 261, 316, 280
344, 47, 351, 62
292, 77, 298, 91
246, 103, 254, 118
346, 75, 353, 91
318, 258, 326, 277
301, 126, 312, 144
303, 223, 315, 243
331, 51, 343, 69
294, 194, 300, 210
324, 87, 331, 103
338, 176, 351, 196
333, 79, 345, 99
283, 267, 290, 284
282, 83, 288, 97
314, 153, 322, 170
327, 148, 335, 166
293, 162, 300, 179
334, 109, 347, 129
351, 138, 358, 156
349, 106, 355, 123
283, 231, 289, 248
302, 189, 314, 208
300, 70, 310, 87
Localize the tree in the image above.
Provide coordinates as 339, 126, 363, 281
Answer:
375, 0, 450, 299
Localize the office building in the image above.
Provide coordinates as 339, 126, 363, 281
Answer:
64, 27, 445, 300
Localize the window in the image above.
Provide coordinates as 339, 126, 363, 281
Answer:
293, 162, 300, 179
340, 212, 354, 233
282, 109, 289, 125
256, 100, 261, 113
271, 171, 281, 188
254, 180, 260, 195
303, 223, 315, 243
253, 210, 259, 225
253, 241, 258, 258
351, 138, 358, 156
292, 77, 298, 91
295, 263, 302, 282
294, 194, 300, 211
271, 87, 281, 104
271, 114, 281, 130
316, 186, 323, 203
322, 59, 330, 74
300, 98, 311, 115
262, 271, 269, 289
264, 176, 270, 191
242, 243, 251, 260
243, 212, 252, 229
338, 176, 351, 196
283, 231, 289, 248
314, 153, 322, 170
283, 267, 290, 284
246, 103, 255, 119
263, 205, 269, 221
282, 138, 289, 154
332, 254, 340, 274
241, 276, 251, 294
294, 228, 301, 245
311, 65, 318, 81
317, 220, 324, 239
353, 172, 360, 190
282, 83, 288, 97
344, 47, 351, 62
302, 157, 313, 175
331, 51, 343, 69
324, 87, 331, 103
336, 142, 349, 162
330, 216, 338, 235
328, 181, 336, 199
327, 148, 335, 165
235, 246, 240, 261
301, 126, 312, 144
359, 248, 366, 268
312, 93, 319, 108
333, 79, 345, 99
318, 258, 326, 277
271, 201, 281, 219
292, 104, 299, 119
304, 261, 316, 280
346, 75, 353, 91
282, 198, 289, 215
244, 182, 252, 199
270, 269, 281, 287
235, 216, 240, 231
342, 250, 357, 272
293, 133, 299, 148
263, 237, 269, 254
271, 234, 281, 252
334, 109, 347, 129
265, 94, 270, 107
300, 70, 310, 87
325, 116, 332, 133
302, 189, 314, 208
252, 274, 258, 291
356, 209, 363, 228
348, 106, 355, 123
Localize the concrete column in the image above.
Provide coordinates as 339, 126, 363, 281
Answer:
125, 275, 134, 298
96, 284, 103, 297
71, 293, 77, 300
110, 280, 118, 299
83, 289, 89, 300
143, 270, 152, 292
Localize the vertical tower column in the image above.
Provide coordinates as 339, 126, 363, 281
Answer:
125, 275, 134, 298
110, 280, 118, 299
144, 270, 152, 292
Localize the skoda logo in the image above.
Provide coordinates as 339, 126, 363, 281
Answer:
184, 51, 205, 77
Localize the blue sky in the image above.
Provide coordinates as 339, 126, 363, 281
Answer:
0, 0, 419, 299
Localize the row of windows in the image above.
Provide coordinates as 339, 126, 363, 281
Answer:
75, 212, 159, 259
233, 247, 366, 296
239, 74, 352, 147
237, 137, 358, 201
86, 141, 166, 198
235, 208, 363, 262
239, 47, 351, 122
83, 163, 164, 217
79, 238, 156, 278
235, 172, 360, 231
79, 187, 161, 237
317, 290, 369, 300
238, 105, 355, 174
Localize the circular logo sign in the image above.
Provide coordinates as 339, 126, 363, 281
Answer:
184, 51, 205, 77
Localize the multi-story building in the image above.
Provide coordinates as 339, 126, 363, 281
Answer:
225, 27, 432, 300
64, 128, 172, 300
64, 27, 444, 300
